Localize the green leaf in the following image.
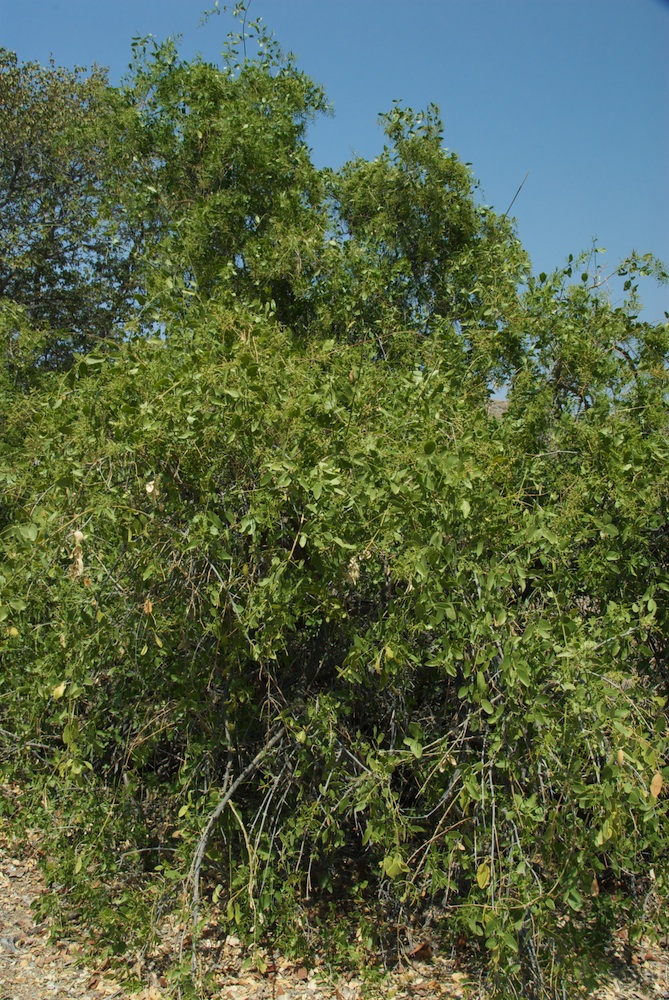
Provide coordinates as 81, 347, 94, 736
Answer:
501, 932, 519, 953
476, 862, 491, 889
381, 854, 409, 878
403, 737, 423, 759
535, 619, 551, 639
62, 720, 79, 746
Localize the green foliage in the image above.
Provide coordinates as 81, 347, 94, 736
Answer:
120, 23, 329, 329
1, 11, 668, 999
0, 50, 151, 367
318, 103, 528, 388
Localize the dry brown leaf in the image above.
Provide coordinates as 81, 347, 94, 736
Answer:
407, 941, 433, 960
295, 966, 308, 980
345, 556, 360, 586
650, 772, 663, 799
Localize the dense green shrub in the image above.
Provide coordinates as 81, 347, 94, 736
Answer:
1, 10, 667, 998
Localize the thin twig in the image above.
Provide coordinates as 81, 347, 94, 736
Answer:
502, 170, 530, 219
188, 725, 285, 976
241, 0, 253, 61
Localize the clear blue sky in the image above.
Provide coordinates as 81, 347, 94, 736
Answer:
1, 0, 667, 321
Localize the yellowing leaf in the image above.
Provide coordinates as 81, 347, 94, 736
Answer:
591, 875, 600, 896
650, 772, 663, 799
52, 681, 67, 700
617, 749, 624, 766
144, 598, 153, 615
381, 854, 410, 878
476, 862, 491, 889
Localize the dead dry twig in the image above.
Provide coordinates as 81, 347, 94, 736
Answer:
186, 725, 286, 979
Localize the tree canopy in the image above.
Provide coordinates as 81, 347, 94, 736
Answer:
1, 12, 668, 999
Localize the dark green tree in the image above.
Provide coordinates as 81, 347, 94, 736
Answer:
0, 49, 151, 368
